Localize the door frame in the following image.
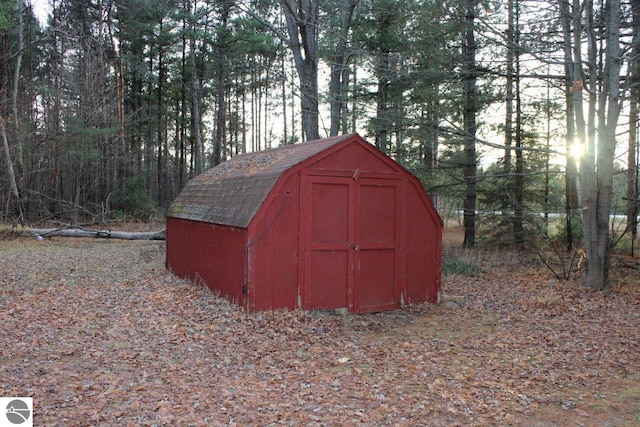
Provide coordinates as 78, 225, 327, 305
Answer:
299, 171, 405, 312
352, 177, 404, 313
300, 174, 355, 311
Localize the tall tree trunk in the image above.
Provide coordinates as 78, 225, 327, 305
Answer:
581, 0, 599, 282
290, 64, 297, 141
97, 0, 111, 203
579, 0, 622, 289
544, 65, 552, 228
281, 55, 289, 144
12, 0, 23, 129
628, 98, 638, 256
329, 0, 358, 136
264, 65, 271, 149
213, 0, 232, 165
627, 0, 640, 256
462, 0, 477, 248
49, 0, 62, 215
157, 19, 165, 206
350, 63, 358, 133
513, 2, 524, 249
256, 69, 262, 149
251, 71, 256, 151
424, 99, 439, 172
281, 0, 320, 142
1, 30, 20, 219
504, 0, 514, 176
1, 123, 20, 211
242, 76, 247, 153
189, 0, 204, 175
12, 0, 24, 188
106, 2, 126, 190
178, 17, 187, 188
145, 56, 154, 196
340, 60, 352, 134
375, 42, 391, 154
423, 99, 439, 208
394, 99, 403, 161
559, 0, 580, 250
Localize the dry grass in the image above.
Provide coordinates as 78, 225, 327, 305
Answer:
443, 226, 540, 276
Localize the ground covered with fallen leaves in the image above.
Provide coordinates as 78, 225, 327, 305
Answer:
1, 235, 639, 426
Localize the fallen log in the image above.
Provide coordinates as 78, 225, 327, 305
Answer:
26, 227, 166, 240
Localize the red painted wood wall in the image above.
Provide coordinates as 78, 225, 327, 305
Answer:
166, 219, 247, 306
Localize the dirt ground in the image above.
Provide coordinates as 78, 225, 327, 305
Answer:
1, 230, 639, 426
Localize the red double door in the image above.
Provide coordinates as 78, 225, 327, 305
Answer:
302, 175, 402, 313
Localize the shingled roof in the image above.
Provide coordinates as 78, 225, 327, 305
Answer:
167, 134, 355, 228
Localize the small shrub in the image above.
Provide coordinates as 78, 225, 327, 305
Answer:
443, 255, 483, 276
111, 174, 156, 219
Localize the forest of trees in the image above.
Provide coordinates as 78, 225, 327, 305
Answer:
0, 0, 636, 289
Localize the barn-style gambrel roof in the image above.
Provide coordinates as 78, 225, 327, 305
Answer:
167, 134, 355, 228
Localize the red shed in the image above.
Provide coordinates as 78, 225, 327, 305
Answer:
166, 133, 442, 313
